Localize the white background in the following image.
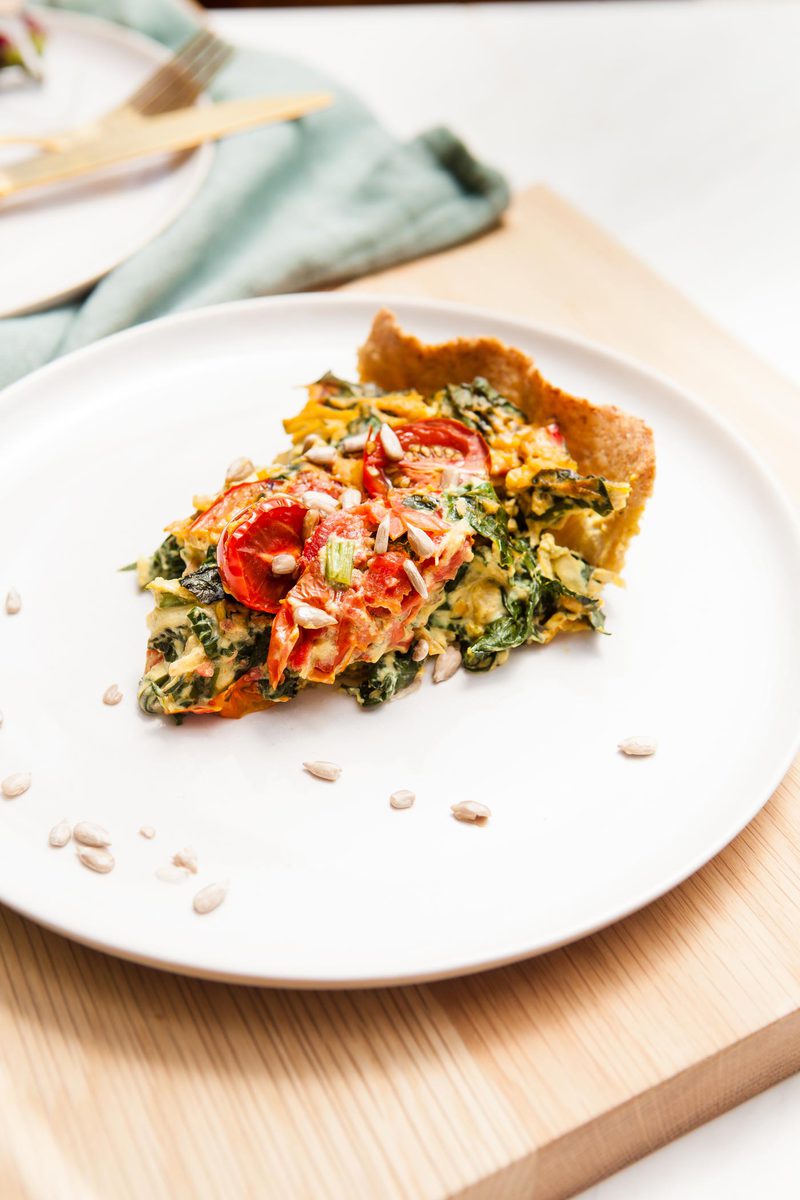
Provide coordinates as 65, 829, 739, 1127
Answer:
209, 4, 800, 1197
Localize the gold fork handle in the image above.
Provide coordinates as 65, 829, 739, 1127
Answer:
0, 94, 333, 199
0, 133, 66, 152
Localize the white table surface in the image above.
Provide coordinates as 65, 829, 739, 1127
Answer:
215, 4, 800, 1196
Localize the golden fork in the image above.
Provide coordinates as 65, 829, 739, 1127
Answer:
0, 29, 233, 152
0, 92, 334, 199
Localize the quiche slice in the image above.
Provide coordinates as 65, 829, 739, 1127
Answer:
136, 311, 655, 718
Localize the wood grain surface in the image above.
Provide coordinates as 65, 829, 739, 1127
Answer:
2, 186, 799, 1200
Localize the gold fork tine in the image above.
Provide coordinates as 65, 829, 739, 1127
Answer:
0, 30, 234, 150
142, 41, 234, 114
123, 31, 214, 113
122, 31, 233, 117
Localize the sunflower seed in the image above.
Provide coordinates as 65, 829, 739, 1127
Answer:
48, 819, 71, 848
5, 588, 21, 615
403, 559, 428, 600
2, 772, 30, 799
412, 640, 429, 662
102, 684, 123, 706
406, 525, 435, 559
225, 456, 254, 484
618, 736, 658, 757
379, 423, 403, 461
302, 433, 324, 451
139, 825, 156, 839
374, 514, 391, 555
271, 553, 298, 576
451, 800, 491, 824
0, 709, 4, 728
77, 846, 115, 874
73, 821, 111, 848
294, 604, 338, 630
302, 509, 320, 540
433, 645, 462, 683
390, 789, 415, 810
303, 490, 339, 514
340, 487, 361, 511
304, 443, 336, 467
172, 847, 198, 874
303, 760, 342, 782
193, 881, 228, 915
340, 431, 369, 455
156, 864, 191, 884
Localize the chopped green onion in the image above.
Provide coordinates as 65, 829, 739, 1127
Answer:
325, 536, 355, 587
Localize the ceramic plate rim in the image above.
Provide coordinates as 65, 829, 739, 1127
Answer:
2, 291, 799, 989
0, 7, 213, 318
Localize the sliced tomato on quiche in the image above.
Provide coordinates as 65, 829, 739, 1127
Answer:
363, 418, 490, 496
267, 503, 474, 687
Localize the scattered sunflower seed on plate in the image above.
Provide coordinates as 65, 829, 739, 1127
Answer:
172, 847, 198, 874
303, 760, 342, 782
451, 800, 491, 824
73, 821, 111, 848
433, 645, 462, 683
139, 825, 156, 839
155, 864, 191, 884
102, 684, 123, 706
390, 789, 415, 810
618, 736, 658, 757
2, 772, 31, 798
193, 881, 228, 915
77, 846, 115, 874
48, 819, 71, 848
5, 588, 21, 615
412, 640, 429, 662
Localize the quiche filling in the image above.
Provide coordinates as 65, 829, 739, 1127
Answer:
136, 313, 654, 718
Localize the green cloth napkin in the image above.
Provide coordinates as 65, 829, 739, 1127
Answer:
0, 0, 509, 387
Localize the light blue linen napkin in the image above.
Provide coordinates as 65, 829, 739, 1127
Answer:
0, 0, 509, 387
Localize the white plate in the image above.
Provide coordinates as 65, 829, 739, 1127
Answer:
0, 8, 212, 316
1, 293, 799, 987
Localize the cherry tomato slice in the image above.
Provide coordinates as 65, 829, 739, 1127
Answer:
217, 494, 306, 613
189, 480, 275, 541
362, 418, 490, 497
189, 471, 343, 543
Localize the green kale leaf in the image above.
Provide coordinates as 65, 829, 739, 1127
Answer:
187, 607, 219, 658
438, 378, 526, 437
443, 481, 510, 564
342, 650, 422, 707
182, 559, 225, 604
142, 534, 185, 584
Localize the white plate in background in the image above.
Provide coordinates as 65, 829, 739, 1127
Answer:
0, 8, 212, 316
0, 293, 798, 986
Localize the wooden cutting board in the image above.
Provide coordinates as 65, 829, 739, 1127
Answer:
2, 187, 799, 1200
